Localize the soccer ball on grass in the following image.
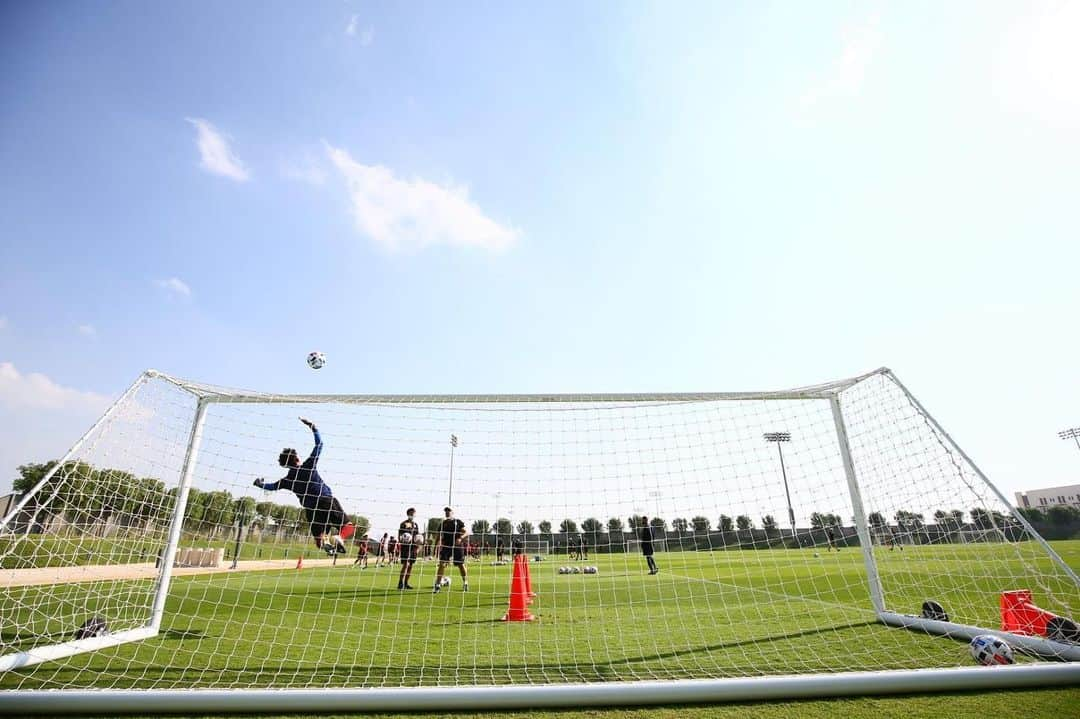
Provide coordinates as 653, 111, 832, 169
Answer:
969, 634, 1014, 666
439, 576, 451, 587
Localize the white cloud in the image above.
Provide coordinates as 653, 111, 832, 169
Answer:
156, 277, 192, 298
185, 118, 250, 182
345, 15, 373, 45
77, 324, 96, 338
798, 13, 882, 114
325, 144, 520, 252
0, 362, 110, 412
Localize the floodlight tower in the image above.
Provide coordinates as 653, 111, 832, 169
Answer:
764, 432, 796, 542
447, 434, 459, 506
1060, 427, 1080, 453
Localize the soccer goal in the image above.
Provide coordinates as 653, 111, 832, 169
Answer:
1, 368, 1078, 713
625, 538, 668, 553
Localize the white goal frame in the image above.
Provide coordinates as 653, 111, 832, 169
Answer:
2, 366, 1079, 713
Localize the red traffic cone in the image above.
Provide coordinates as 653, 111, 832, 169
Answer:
501, 555, 535, 622
296, 555, 303, 570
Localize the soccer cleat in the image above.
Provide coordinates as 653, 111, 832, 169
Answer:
404, 584, 414, 590
433, 585, 441, 594
463, 582, 469, 592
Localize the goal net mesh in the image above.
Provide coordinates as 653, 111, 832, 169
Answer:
1, 369, 1076, 693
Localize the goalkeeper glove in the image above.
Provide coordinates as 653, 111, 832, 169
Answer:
254, 478, 264, 489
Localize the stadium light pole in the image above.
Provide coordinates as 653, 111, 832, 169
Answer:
447, 434, 458, 506
1060, 427, 1080, 453
764, 432, 796, 543
648, 490, 662, 521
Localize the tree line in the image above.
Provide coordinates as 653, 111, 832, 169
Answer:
10, 461, 1079, 543
10, 462, 369, 540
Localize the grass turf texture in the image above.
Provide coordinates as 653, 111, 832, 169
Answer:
2, 542, 1078, 705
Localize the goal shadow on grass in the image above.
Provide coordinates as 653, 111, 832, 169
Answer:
5, 619, 886, 691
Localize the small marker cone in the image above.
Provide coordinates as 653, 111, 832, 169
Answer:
501, 555, 535, 622
296, 556, 303, 570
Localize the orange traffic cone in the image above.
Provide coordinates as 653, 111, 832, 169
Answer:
501, 555, 535, 622
296, 555, 303, 570
523, 554, 536, 602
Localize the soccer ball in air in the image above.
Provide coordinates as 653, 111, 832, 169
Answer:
969, 635, 1014, 666
439, 576, 451, 587
307, 351, 326, 370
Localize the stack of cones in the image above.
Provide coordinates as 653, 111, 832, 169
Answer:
501, 554, 536, 622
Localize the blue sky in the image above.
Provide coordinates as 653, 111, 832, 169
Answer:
1, 1, 1078, 503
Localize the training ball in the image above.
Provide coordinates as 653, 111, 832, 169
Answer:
814, 552, 820, 558
970, 635, 1014, 666
307, 351, 326, 370
398, 533, 413, 544
439, 576, 451, 587
571, 566, 581, 574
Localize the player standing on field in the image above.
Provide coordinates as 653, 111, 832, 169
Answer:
578, 534, 588, 561
353, 534, 369, 568
376, 532, 388, 567
254, 418, 353, 549
826, 526, 839, 552
434, 506, 469, 593
397, 508, 420, 590
639, 516, 659, 574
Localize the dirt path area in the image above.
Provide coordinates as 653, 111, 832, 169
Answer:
0, 557, 346, 588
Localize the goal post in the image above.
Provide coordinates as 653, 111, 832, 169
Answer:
2, 367, 1078, 712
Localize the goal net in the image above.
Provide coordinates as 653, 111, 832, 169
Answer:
1, 368, 1078, 710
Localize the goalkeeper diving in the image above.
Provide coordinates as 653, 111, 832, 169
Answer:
254, 417, 354, 549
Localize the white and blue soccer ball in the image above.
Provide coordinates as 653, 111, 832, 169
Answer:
439, 576, 451, 587
558, 566, 569, 575
970, 634, 1014, 666
307, 351, 326, 370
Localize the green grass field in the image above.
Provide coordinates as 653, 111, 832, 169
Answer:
2, 541, 1079, 716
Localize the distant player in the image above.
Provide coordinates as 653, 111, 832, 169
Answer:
496, 539, 505, 563
825, 526, 840, 552
388, 534, 398, 564
639, 516, 659, 575
397, 508, 420, 590
434, 506, 469, 593
512, 535, 524, 556
254, 418, 353, 549
578, 534, 588, 561
376, 533, 389, 567
353, 534, 370, 568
